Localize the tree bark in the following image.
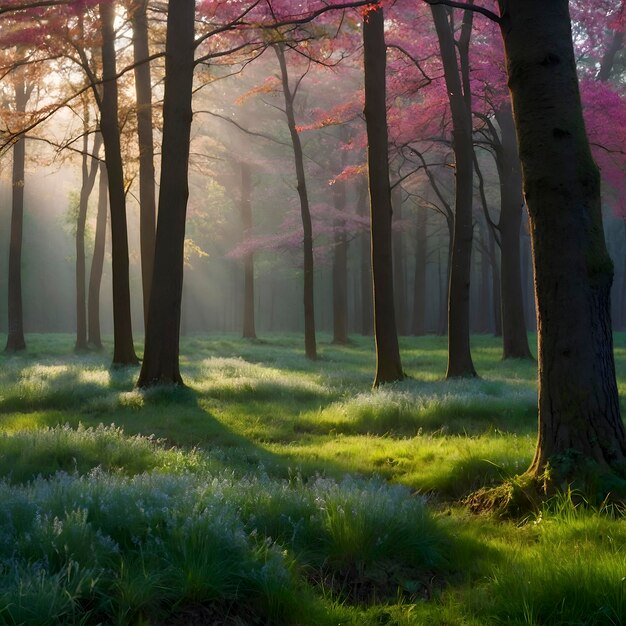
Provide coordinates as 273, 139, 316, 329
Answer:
131, 0, 156, 330
274, 43, 317, 360
138, 0, 195, 387
5, 75, 28, 353
431, 4, 476, 377
499, 0, 626, 481
88, 162, 108, 350
358, 181, 373, 335
332, 175, 349, 345
488, 222, 502, 337
363, 6, 403, 386
240, 161, 256, 339
411, 205, 428, 336
494, 103, 533, 358
75, 125, 101, 352
99, 1, 139, 366
392, 185, 407, 335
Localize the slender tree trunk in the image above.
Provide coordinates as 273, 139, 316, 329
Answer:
332, 176, 349, 345
75, 127, 102, 351
274, 43, 317, 360
488, 223, 502, 337
5, 76, 28, 353
494, 103, 533, 359
88, 163, 108, 350
240, 161, 256, 339
138, 0, 195, 387
477, 217, 491, 333
99, 1, 139, 366
392, 185, 407, 335
411, 205, 427, 336
431, 4, 476, 377
131, 0, 156, 330
499, 0, 626, 482
597, 29, 624, 82
357, 181, 373, 335
363, 6, 403, 386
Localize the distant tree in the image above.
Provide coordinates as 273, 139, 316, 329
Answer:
239, 161, 257, 340
88, 162, 108, 349
5, 65, 32, 353
274, 42, 317, 360
74, 101, 101, 352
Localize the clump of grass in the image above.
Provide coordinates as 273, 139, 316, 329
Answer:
0, 468, 450, 623
0, 424, 213, 483
477, 494, 626, 624
308, 379, 536, 437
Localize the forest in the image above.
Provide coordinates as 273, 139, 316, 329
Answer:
0, 0, 625, 624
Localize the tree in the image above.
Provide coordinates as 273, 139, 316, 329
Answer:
363, 4, 404, 386
239, 161, 257, 339
274, 42, 317, 360
499, 0, 626, 487
87, 162, 108, 349
130, 0, 157, 329
5, 67, 32, 353
74, 108, 101, 352
430, 3, 477, 378
138, 0, 195, 386
99, 1, 139, 365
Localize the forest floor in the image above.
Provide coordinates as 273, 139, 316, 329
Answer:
0, 333, 624, 625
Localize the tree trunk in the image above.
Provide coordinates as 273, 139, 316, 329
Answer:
411, 205, 427, 336
240, 161, 256, 339
5, 75, 28, 353
138, 0, 195, 387
363, 6, 403, 386
88, 162, 108, 350
392, 185, 407, 335
494, 103, 533, 358
99, 1, 139, 366
597, 28, 624, 82
332, 176, 349, 345
431, 4, 476, 377
499, 0, 626, 482
358, 181, 373, 336
274, 43, 317, 360
131, 0, 156, 330
477, 217, 491, 333
75, 126, 102, 352
488, 222, 502, 337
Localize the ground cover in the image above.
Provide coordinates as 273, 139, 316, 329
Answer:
0, 333, 624, 624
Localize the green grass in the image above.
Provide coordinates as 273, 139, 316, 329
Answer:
0, 332, 623, 624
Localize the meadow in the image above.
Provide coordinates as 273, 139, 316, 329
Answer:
0, 332, 624, 625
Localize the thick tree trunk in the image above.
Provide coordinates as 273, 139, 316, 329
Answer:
131, 0, 156, 330
411, 205, 427, 336
275, 43, 317, 360
392, 185, 407, 335
138, 0, 195, 387
431, 4, 476, 377
499, 0, 626, 481
5, 77, 28, 353
99, 1, 139, 366
332, 177, 349, 345
495, 104, 533, 359
75, 128, 101, 351
363, 6, 403, 386
240, 161, 256, 339
88, 163, 108, 350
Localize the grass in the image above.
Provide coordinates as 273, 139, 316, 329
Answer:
0, 332, 623, 624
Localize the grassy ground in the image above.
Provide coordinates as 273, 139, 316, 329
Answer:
0, 332, 624, 625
